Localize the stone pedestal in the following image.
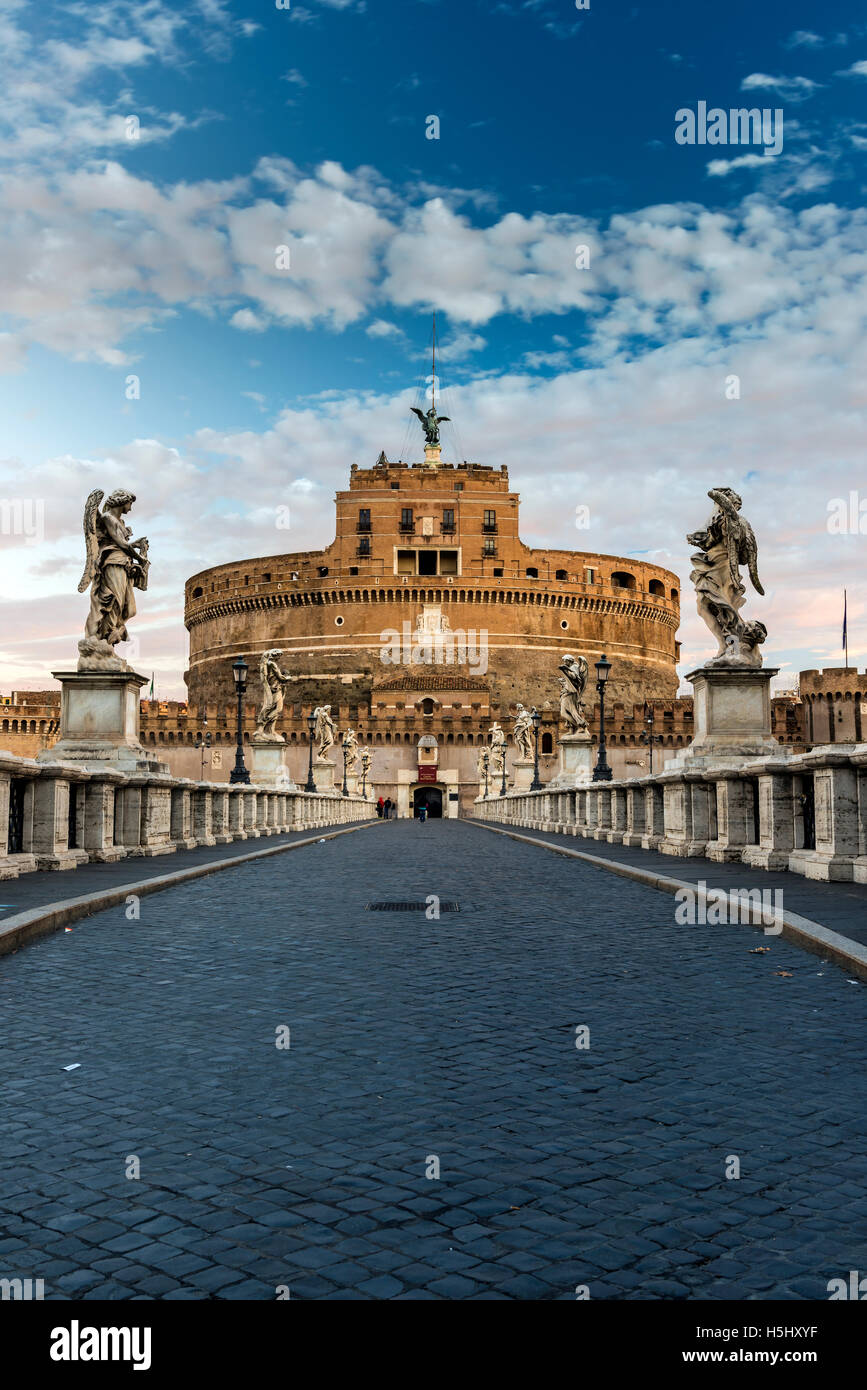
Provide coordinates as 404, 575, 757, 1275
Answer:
249, 739, 296, 790
423, 444, 442, 467
39, 668, 168, 774
673, 664, 782, 768
548, 733, 594, 788
345, 771, 359, 797
312, 758, 335, 792
511, 759, 537, 790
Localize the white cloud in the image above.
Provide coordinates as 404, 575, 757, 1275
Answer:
741, 72, 822, 101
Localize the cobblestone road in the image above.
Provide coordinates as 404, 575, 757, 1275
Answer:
2, 820, 866, 1300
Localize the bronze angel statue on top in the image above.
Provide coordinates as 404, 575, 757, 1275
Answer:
77, 489, 150, 668
686, 487, 766, 666
410, 404, 450, 447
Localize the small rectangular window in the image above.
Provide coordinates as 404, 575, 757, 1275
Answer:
400, 508, 414, 532
483, 510, 497, 532
358, 508, 370, 531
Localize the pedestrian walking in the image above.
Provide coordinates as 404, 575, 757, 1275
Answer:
376, 796, 384, 818
384, 797, 392, 820
418, 803, 427, 823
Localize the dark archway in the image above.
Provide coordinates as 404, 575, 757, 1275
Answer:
413, 786, 443, 818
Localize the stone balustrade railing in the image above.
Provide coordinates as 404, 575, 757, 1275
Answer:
474, 747, 867, 884
0, 751, 376, 879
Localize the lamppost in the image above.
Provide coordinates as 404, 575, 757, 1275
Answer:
196, 720, 212, 779
500, 743, 508, 796
229, 657, 250, 784
305, 709, 317, 792
361, 754, 369, 800
341, 733, 349, 797
481, 748, 490, 799
592, 653, 613, 782
530, 706, 543, 790
640, 701, 662, 774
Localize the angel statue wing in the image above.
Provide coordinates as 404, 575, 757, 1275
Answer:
77, 489, 103, 593
737, 518, 763, 596
410, 407, 427, 424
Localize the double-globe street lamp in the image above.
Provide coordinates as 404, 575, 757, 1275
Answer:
229, 656, 250, 785
529, 706, 543, 791
341, 733, 350, 797
592, 653, 613, 782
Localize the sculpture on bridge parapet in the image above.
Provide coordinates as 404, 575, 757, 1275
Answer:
254, 649, 293, 741
513, 703, 534, 762
488, 720, 507, 774
342, 727, 360, 773
77, 488, 149, 671
558, 654, 590, 734
687, 487, 766, 667
313, 704, 336, 760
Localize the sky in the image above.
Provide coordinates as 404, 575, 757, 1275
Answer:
0, 0, 864, 700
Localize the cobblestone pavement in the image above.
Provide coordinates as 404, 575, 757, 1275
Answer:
472, 819, 867, 947
2, 819, 866, 1300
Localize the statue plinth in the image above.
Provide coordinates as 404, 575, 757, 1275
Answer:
511, 758, 536, 790
548, 732, 594, 788
672, 664, 783, 768
249, 739, 296, 790
39, 667, 169, 774
423, 444, 442, 467
312, 758, 335, 792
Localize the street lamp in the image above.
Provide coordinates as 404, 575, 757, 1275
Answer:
640, 700, 662, 774
229, 657, 250, 784
196, 720, 212, 779
530, 706, 543, 791
305, 708, 317, 792
341, 733, 349, 797
361, 753, 369, 800
592, 654, 613, 782
500, 742, 508, 796
481, 748, 490, 799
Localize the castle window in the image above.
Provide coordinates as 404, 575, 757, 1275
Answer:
610, 571, 636, 589
400, 508, 414, 532
671, 587, 679, 601
483, 510, 497, 533
483, 537, 496, 556
555, 569, 567, 580
541, 732, 553, 754
440, 550, 458, 575
390, 481, 400, 490
262, 572, 271, 582
585, 567, 595, 584
335, 616, 344, 627
441, 508, 455, 533
349, 566, 358, 576
454, 482, 463, 492
421, 699, 435, 716
649, 579, 665, 596
318, 566, 329, 576
418, 550, 437, 576
526, 567, 538, 579
494, 568, 503, 577
358, 535, 370, 556
192, 586, 203, 598
357, 508, 371, 532
560, 620, 569, 630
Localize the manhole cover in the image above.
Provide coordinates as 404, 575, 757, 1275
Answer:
365, 901, 461, 912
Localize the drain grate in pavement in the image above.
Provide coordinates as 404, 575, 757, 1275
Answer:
365, 900, 461, 912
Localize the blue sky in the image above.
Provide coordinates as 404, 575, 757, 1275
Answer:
0, 0, 865, 696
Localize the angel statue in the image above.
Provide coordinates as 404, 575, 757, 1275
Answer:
686, 488, 766, 666
254, 649, 293, 742
77, 488, 149, 668
513, 703, 535, 762
342, 727, 360, 773
558, 653, 590, 733
488, 721, 506, 774
410, 404, 450, 448
313, 705, 336, 760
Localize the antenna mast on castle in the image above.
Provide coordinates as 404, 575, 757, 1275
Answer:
431, 311, 436, 412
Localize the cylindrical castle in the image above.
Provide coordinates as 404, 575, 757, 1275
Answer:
184, 453, 681, 714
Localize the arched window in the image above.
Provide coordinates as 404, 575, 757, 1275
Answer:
541, 732, 553, 754
649, 579, 665, 596
670, 587, 679, 601
610, 571, 636, 589
525, 567, 538, 579
192, 586, 203, 598
421, 698, 435, 715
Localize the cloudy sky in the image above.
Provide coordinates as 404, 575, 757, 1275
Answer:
0, 0, 864, 700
